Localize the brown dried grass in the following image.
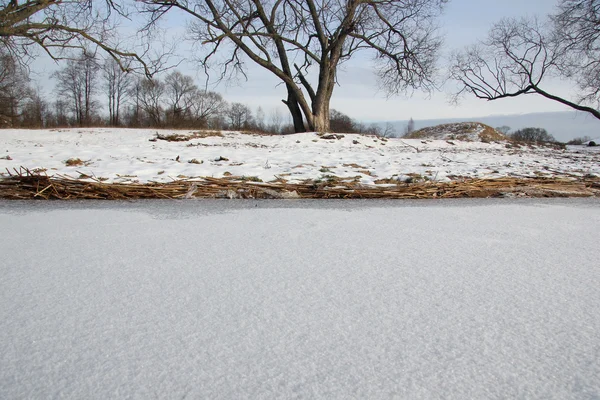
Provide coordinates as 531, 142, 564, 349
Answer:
408, 122, 507, 142
1, 167, 598, 200
65, 158, 85, 166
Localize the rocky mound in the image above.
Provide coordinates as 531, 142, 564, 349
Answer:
406, 122, 507, 142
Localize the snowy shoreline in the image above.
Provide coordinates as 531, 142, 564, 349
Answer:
1, 128, 599, 198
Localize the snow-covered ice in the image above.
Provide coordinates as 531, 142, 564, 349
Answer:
1, 199, 599, 399
1, 128, 599, 185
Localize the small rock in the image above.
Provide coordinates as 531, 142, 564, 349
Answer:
353, 140, 360, 145
215, 156, 229, 161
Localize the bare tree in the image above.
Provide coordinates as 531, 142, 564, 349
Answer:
382, 122, 396, 138
0, 0, 155, 73
364, 123, 382, 136
226, 102, 253, 130
52, 99, 69, 126
103, 58, 132, 126
126, 78, 143, 127
329, 109, 356, 133
20, 86, 47, 127
268, 108, 283, 134
496, 125, 511, 135
134, 77, 165, 126
0, 50, 30, 126
164, 71, 197, 127
189, 89, 227, 128
141, 0, 446, 132
255, 106, 265, 132
552, 0, 600, 107
511, 127, 556, 143
450, 2, 600, 120
54, 51, 100, 126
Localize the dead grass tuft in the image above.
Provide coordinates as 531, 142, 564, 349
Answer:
65, 158, 85, 167
357, 170, 375, 176
342, 163, 367, 169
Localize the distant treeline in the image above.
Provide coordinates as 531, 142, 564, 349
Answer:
0, 51, 390, 135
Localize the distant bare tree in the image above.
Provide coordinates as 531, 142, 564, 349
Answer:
140, 0, 446, 132
496, 126, 511, 135
126, 79, 143, 127
382, 122, 397, 138
189, 90, 227, 128
103, 58, 132, 126
450, 1, 600, 120
329, 109, 356, 133
134, 77, 165, 126
364, 123, 382, 136
52, 99, 69, 127
227, 102, 253, 130
164, 71, 197, 127
566, 135, 592, 145
255, 106, 265, 132
511, 127, 556, 143
21, 87, 47, 127
54, 51, 100, 126
268, 108, 283, 134
0, 50, 29, 126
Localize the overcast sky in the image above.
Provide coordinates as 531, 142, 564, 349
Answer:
32, 0, 571, 122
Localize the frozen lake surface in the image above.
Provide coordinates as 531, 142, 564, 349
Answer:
1, 199, 599, 399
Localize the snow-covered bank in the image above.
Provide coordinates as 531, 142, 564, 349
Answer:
1, 128, 599, 185
1, 200, 599, 398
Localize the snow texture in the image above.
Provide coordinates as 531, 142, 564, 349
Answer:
1, 199, 599, 399
1, 128, 599, 185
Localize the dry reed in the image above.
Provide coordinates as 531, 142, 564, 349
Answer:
1, 167, 598, 200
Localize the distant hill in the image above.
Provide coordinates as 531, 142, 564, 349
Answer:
384, 111, 600, 142
406, 122, 506, 142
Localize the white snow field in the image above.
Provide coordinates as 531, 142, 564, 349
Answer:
1, 128, 599, 185
1, 199, 599, 399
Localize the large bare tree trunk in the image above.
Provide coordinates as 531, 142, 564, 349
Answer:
283, 87, 306, 133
